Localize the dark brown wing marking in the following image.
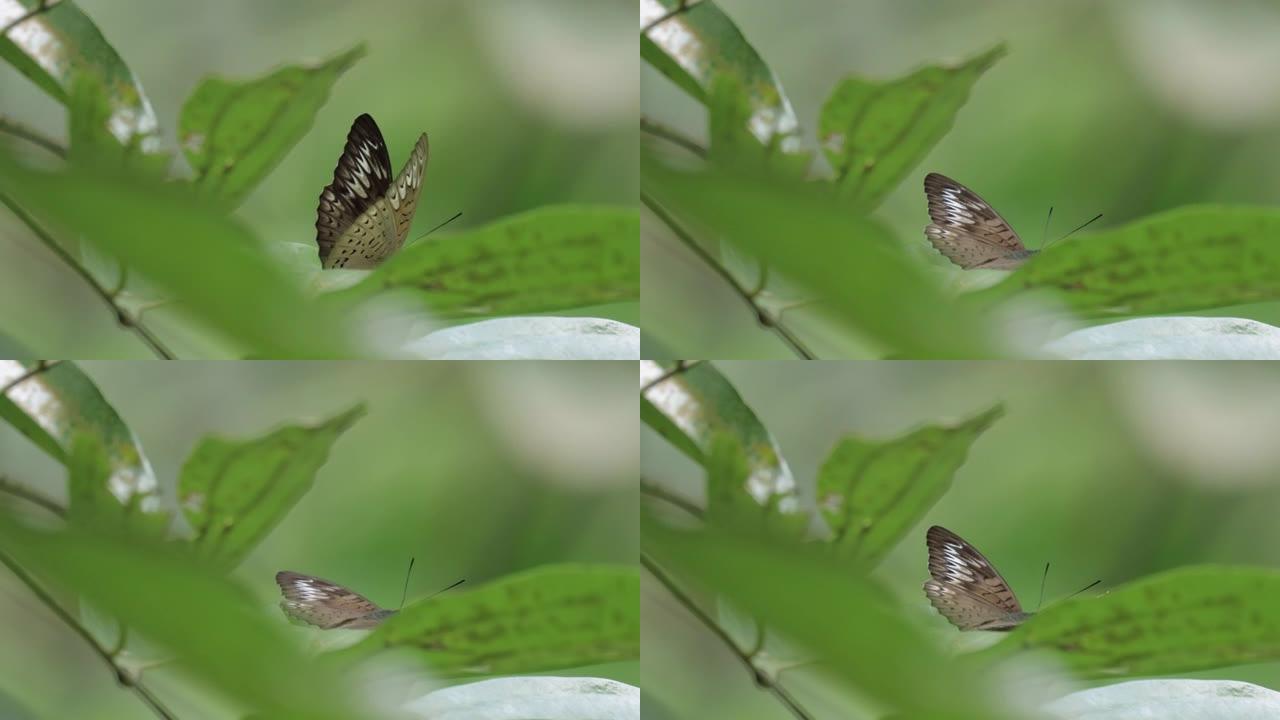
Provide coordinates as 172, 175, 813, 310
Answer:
315, 114, 393, 266
275, 571, 389, 630
923, 525, 1028, 631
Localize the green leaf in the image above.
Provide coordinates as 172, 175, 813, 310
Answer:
179, 45, 365, 209
67, 431, 165, 536
704, 431, 752, 525
978, 565, 1280, 678
0, 515, 369, 719
405, 677, 639, 720
640, 0, 804, 157
817, 405, 1003, 567
334, 564, 639, 676
819, 45, 1006, 210
0, 0, 162, 155
640, 361, 799, 517
707, 73, 810, 179
1044, 680, 1280, 719
968, 205, 1280, 318
643, 518, 1020, 719
67, 71, 169, 176
0, 151, 353, 357
332, 205, 639, 317
179, 404, 365, 571
642, 156, 1001, 358
0, 361, 162, 525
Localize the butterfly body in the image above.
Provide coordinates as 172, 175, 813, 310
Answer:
275, 571, 396, 629
315, 114, 428, 269
923, 525, 1031, 631
923, 173, 1037, 271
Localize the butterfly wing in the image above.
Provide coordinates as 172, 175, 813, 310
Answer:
923, 173, 1033, 270
315, 114, 393, 268
923, 525, 1026, 631
275, 571, 389, 629
387, 133, 428, 247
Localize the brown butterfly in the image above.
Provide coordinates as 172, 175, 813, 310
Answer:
923, 525, 1031, 631
314, 114, 428, 269
923, 173, 1036, 271
275, 571, 397, 629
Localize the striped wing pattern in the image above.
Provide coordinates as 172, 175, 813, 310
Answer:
923, 173, 1036, 270
315, 114, 429, 269
275, 571, 396, 630
923, 525, 1030, 631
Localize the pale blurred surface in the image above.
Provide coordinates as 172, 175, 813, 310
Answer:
643, 361, 1280, 718
642, 0, 1280, 357
0, 360, 638, 718
0, 0, 637, 355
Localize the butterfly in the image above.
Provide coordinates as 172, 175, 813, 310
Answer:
923, 173, 1037, 271
314, 113, 428, 269
275, 571, 398, 629
923, 525, 1032, 631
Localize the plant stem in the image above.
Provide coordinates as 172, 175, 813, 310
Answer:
0, 115, 67, 158
0, 191, 176, 359
640, 359, 705, 395
0, 359, 61, 397
640, 116, 708, 158
641, 191, 817, 359
0, 476, 65, 518
0, 549, 178, 720
639, 480, 704, 519
642, 552, 814, 720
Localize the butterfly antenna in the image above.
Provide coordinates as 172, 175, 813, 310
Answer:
1036, 562, 1050, 612
427, 579, 466, 599
426, 211, 462, 237
1039, 206, 1054, 250
1066, 579, 1101, 600
399, 557, 416, 611
1044, 213, 1102, 250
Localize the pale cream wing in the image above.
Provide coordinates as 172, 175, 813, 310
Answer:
387, 133, 429, 247
923, 525, 1026, 631
276, 571, 387, 629
923, 173, 1034, 270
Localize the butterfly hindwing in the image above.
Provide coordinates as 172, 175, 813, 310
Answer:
923, 525, 1028, 631
923, 173, 1035, 270
275, 571, 392, 630
388, 133, 428, 244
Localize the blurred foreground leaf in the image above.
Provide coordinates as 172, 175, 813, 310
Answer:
0, 0, 161, 154
643, 518, 1024, 719
179, 404, 365, 571
980, 566, 1280, 677
1042, 317, 1280, 360
1043, 679, 1280, 719
68, 72, 168, 176
640, 360, 799, 517
969, 206, 1280, 318
0, 153, 352, 357
708, 73, 809, 178
403, 677, 639, 720
332, 205, 638, 317
817, 405, 1003, 567
640, 0, 802, 156
179, 44, 365, 208
0, 515, 368, 720
642, 156, 1000, 357
0, 361, 161, 524
819, 44, 1005, 210
335, 564, 638, 676
68, 431, 166, 537
401, 317, 639, 360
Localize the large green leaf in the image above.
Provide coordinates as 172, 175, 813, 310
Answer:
334, 564, 639, 676
642, 156, 1001, 357
817, 405, 1002, 567
332, 205, 639, 317
179, 45, 365, 209
641, 0, 803, 157
643, 518, 1023, 719
66, 431, 165, 537
0, 361, 162, 526
0, 0, 161, 154
968, 205, 1280, 318
819, 44, 1005, 210
179, 404, 365, 571
707, 73, 809, 179
978, 566, 1280, 678
640, 361, 798, 517
0, 514, 371, 719
0, 151, 353, 357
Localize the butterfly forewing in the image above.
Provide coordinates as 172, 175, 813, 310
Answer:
923, 173, 1036, 271
923, 525, 1029, 631
315, 115, 429, 269
275, 571, 395, 630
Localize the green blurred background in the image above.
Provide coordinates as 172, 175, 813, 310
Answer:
0, 360, 637, 718
642, 0, 1280, 358
0, 0, 637, 356
643, 361, 1280, 718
